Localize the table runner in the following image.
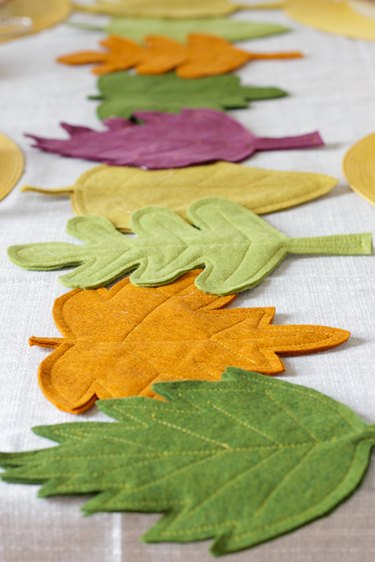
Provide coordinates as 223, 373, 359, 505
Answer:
1, 7, 375, 561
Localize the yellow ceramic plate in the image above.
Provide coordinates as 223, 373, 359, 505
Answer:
0, 0, 71, 42
0, 133, 24, 201
343, 133, 375, 206
284, 0, 375, 41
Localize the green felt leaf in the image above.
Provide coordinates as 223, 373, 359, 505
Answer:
1, 369, 375, 556
92, 73, 287, 120
7, 198, 372, 294
106, 17, 290, 42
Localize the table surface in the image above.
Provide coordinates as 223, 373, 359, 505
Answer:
1, 5, 375, 562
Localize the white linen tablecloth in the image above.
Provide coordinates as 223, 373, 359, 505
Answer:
1, 5, 375, 561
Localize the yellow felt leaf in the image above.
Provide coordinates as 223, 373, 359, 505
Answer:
23, 162, 337, 232
72, 0, 281, 18
284, 0, 375, 41
0, 0, 71, 43
0, 134, 24, 201
343, 132, 375, 206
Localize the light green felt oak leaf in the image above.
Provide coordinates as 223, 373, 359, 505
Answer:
1, 368, 375, 556
72, 17, 290, 43
91, 74, 287, 120
7, 198, 372, 294
108, 16, 290, 41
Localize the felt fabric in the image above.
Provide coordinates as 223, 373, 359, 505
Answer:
91, 74, 287, 119
105, 17, 290, 43
26, 109, 324, 169
0, 133, 24, 201
28, 271, 349, 414
23, 162, 338, 232
72, 0, 283, 18
7, 198, 372, 294
1, 368, 375, 556
283, 0, 375, 41
3, 14, 375, 562
343, 132, 375, 207
57, 34, 303, 78
0, 0, 71, 43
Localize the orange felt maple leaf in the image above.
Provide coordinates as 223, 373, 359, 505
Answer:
29, 272, 349, 415
57, 34, 303, 77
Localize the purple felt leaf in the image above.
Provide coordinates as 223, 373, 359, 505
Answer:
26, 109, 324, 169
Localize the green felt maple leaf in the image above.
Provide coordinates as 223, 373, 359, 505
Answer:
8, 198, 372, 294
1, 368, 375, 556
91, 73, 287, 120
72, 16, 290, 42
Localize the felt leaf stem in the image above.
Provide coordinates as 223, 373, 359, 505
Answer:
28, 271, 349, 413
343, 132, 375, 206
57, 34, 303, 77
22, 162, 338, 231
8, 198, 372, 294
91, 74, 287, 119
71, 0, 284, 19
2, 369, 375, 556
26, 109, 324, 169
0, 133, 24, 201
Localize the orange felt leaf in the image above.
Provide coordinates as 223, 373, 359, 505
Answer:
57, 33, 303, 77
58, 36, 145, 75
137, 36, 188, 74
29, 272, 349, 415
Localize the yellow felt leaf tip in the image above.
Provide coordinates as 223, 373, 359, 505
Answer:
0, 134, 24, 201
236, 1, 284, 7
26, 163, 338, 232
30, 272, 351, 414
284, 0, 375, 41
0, 0, 71, 43
343, 132, 375, 206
